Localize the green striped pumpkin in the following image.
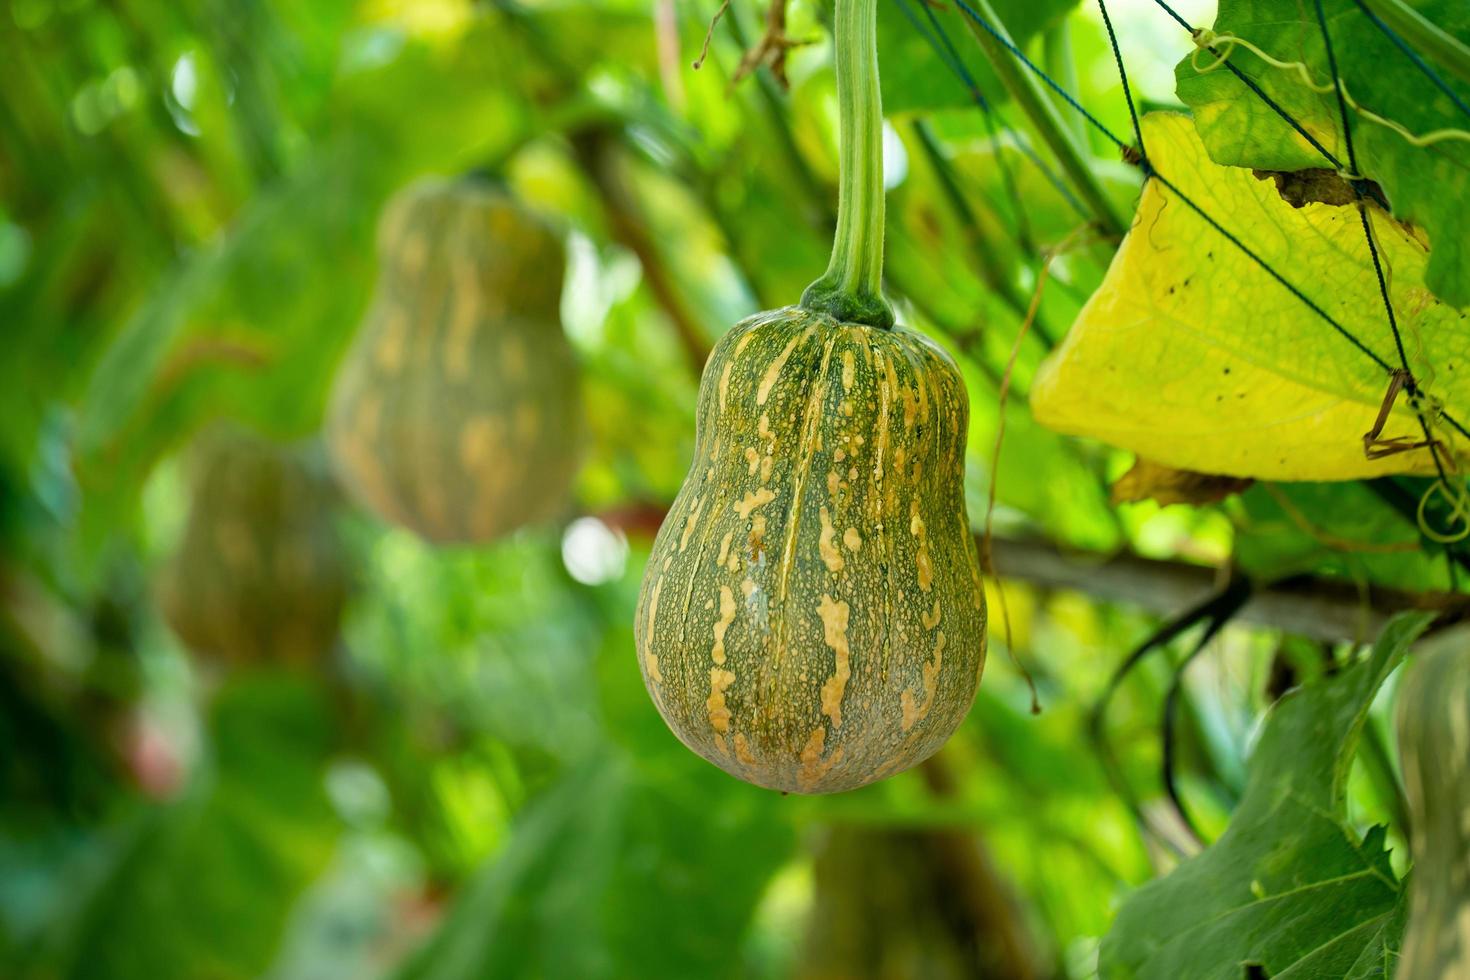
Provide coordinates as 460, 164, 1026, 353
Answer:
326, 177, 581, 544
635, 306, 986, 794
159, 430, 348, 667
1397, 626, 1470, 980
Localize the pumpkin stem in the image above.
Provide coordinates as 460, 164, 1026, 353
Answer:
800, 0, 894, 329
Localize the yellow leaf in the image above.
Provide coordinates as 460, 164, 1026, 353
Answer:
1032, 112, 1467, 481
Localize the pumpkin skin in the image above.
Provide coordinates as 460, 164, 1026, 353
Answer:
1396, 626, 1470, 980
159, 430, 349, 667
326, 177, 581, 544
635, 306, 986, 794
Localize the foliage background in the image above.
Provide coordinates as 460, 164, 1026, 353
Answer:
3, 0, 1465, 976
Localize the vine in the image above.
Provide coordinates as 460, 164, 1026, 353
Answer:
798, 0, 895, 328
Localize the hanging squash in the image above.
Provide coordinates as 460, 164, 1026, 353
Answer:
635, 0, 986, 794
158, 428, 349, 667
1396, 626, 1470, 980
326, 177, 582, 544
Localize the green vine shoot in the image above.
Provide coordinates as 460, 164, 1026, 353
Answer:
800, 0, 895, 328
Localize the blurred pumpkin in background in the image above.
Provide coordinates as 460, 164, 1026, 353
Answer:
326, 175, 583, 545
157, 427, 349, 667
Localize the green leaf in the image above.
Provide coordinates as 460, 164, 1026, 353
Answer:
392, 622, 796, 980
1278, 888, 1406, 979
28, 673, 341, 980
1234, 482, 1450, 593
1176, 0, 1470, 307
1098, 612, 1432, 980
393, 755, 794, 980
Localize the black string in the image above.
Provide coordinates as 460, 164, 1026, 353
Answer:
951, 0, 1131, 151
890, 0, 1051, 244
1094, 0, 1144, 152
892, 0, 1087, 234
958, 0, 1393, 371
913, 0, 1039, 251
1348, 0, 1470, 124
1147, 171, 1393, 372
1313, 0, 1362, 177
893, 0, 982, 101
1312, 0, 1458, 485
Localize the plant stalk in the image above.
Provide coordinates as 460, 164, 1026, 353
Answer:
1359, 713, 1411, 837
909, 118, 1056, 350
1042, 17, 1088, 148
800, 0, 895, 328
961, 0, 1127, 239
1357, 0, 1470, 89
